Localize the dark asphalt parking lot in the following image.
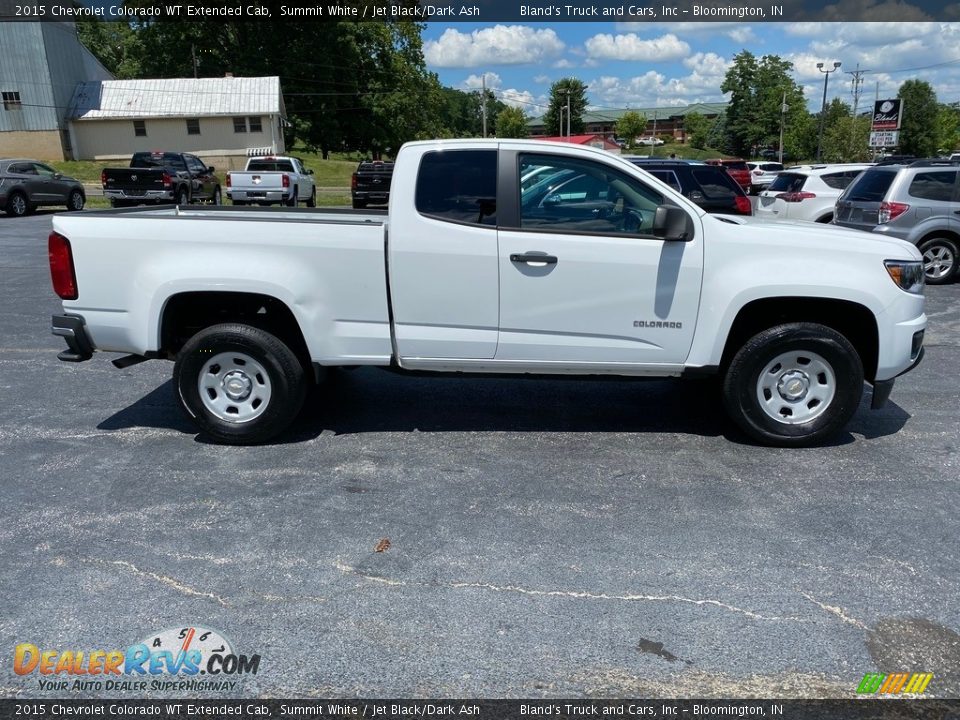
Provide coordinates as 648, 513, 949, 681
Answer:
1, 211, 958, 699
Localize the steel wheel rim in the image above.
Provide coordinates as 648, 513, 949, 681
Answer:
198, 351, 272, 423
11, 195, 25, 215
923, 245, 954, 280
756, 350, 836, 425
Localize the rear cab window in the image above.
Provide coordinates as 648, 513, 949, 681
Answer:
415, 150, 497, 226
247, 160, 295, 172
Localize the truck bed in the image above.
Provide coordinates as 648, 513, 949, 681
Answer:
52, 205, 393, 365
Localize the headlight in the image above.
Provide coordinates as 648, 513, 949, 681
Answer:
884, 260, 924, 294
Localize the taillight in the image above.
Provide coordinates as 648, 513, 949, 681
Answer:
282, 174, 290, 189
734, 196, 753, 215
100, 171, 107, 187
49, 231, 78, 300
161, 171, 173, 188
351, 173, 358, 190
775, 191, 817, 202
879, 201, 910, 223
226, 174, 231, 188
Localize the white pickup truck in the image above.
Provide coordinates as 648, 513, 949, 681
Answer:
226, 156, 316, 207
49, 139, 926, 447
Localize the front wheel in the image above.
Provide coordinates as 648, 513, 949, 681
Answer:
211, 187, 222, 206
721, 323, 863, 447
173, 324, 307, 445
176, 187, 190, 206
918, 237, 958, 284
68, 189, 85, 211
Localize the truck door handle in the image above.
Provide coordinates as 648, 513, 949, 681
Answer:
510, 253, 558, 265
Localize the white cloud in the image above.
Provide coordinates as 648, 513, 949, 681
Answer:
464, 72, 501, 90
553, 59, 576, 69
682, 52, 730, 77
498, 88, 537, 111
423, 25, 566, 68
533, 74, 550, 84
584, 32, 690, 62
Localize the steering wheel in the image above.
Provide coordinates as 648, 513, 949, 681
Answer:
619, 208, 645, 233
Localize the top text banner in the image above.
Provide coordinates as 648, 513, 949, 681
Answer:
2, 0, 960, 22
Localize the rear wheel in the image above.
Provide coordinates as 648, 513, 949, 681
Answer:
306, 187, 317, 208
285, 190, 298, 207
232, 200, 247, 206
173, 323, 307, 445
918, 237, 958, 284
352, 199, 367, 209
68, 189, 85, 211
722, 322, 863, 447
5, 192, 29, 217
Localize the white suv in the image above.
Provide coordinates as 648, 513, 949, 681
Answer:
755, 164, 873, 223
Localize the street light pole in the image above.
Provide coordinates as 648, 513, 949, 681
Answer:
779, 90, 788, 164
565, 89, 571, 138
816, 61, 841, 162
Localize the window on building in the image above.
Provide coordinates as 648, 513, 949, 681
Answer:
186, 118, 201, 135
233, 117, 247, 133
2, 91, 22, 111
248, 116, 263, 133
133, 120, 147, 137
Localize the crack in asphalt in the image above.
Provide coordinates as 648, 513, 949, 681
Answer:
797, 590, 868, 630
76, 557, 230, 607
333, 559, 800, 622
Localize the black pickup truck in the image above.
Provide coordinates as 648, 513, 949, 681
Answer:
351, 159, 394, 209
101, 151, 222, 207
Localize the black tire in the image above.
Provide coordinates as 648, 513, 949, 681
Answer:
721, 322, 863, 447
306, 187, 317, 208
176, 186, 190, 206
232, 200, 247, 206
67, 189, 85, 212
109, 199, 129, 208
285, 189, 298, 207
918, 236, 959, 285
211, 187, 222, 205
352, 199, 367, 209
173, 323, 307, 445
5, 191, 29, 217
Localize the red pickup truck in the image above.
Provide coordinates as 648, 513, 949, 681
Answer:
705, 158, 751, 192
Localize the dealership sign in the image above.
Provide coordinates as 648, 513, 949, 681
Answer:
870, 131, 900, 147
872, 99, 903, 131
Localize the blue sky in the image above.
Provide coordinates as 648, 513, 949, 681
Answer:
421, 22, 960, 117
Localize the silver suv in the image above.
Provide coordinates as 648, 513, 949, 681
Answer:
834, 160, 959, 284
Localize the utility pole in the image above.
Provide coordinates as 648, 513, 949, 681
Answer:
651, 110, 658, 157
191, 44, 198, 79
816, 60, 841, 162
480, 74, 487, 138
565, 89, 571, 138
847, 64, 869, 160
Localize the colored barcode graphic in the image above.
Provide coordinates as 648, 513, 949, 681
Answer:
857, 672, 934, 694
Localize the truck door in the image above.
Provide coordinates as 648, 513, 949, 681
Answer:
496, 150, 703, 366
388, 148, 499, 359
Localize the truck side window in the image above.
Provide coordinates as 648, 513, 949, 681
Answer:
415, 150, 497, 226
518, 153, 663, 236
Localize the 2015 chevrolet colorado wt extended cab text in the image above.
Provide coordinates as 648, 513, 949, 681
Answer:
49, 140, 926, 447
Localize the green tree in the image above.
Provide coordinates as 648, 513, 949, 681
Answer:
495, 106, 529, 138
683, 111, 710, 149
75, 18, 139, 77
614, 111, 646, 149
721, 51, 808, 157
545, 78, 588, 136
935, 103, 960, 153
897, 79, 939, 157
821, 100, 871, 162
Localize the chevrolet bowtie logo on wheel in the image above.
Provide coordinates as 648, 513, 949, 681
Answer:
857, 672, 934, 694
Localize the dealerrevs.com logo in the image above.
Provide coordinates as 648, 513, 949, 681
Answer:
14, 626, 261, 692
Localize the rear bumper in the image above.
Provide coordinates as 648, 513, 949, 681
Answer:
104, 189, 174, 202
52, 314, 94, 362
228, 190, 290, 203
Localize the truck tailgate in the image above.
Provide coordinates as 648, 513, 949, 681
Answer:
228, 172, 287, 189
52, 207, 393, 365
103, 168, 166, 193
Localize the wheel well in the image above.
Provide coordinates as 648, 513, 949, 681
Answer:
815, 213, 833, 223
160, 292, 311, 368
721, 297, 879, 381
917, 228, 960, 247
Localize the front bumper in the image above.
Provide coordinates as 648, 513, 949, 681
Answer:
871, 329, 925, 409
52, 314, 94, 362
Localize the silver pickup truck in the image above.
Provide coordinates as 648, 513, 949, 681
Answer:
226, 156, 316, 207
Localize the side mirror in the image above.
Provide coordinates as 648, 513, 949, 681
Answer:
307, 169, 315, 175
53, 172, 63, 180
207, 166, 216, 173
653, 205, 692, 242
